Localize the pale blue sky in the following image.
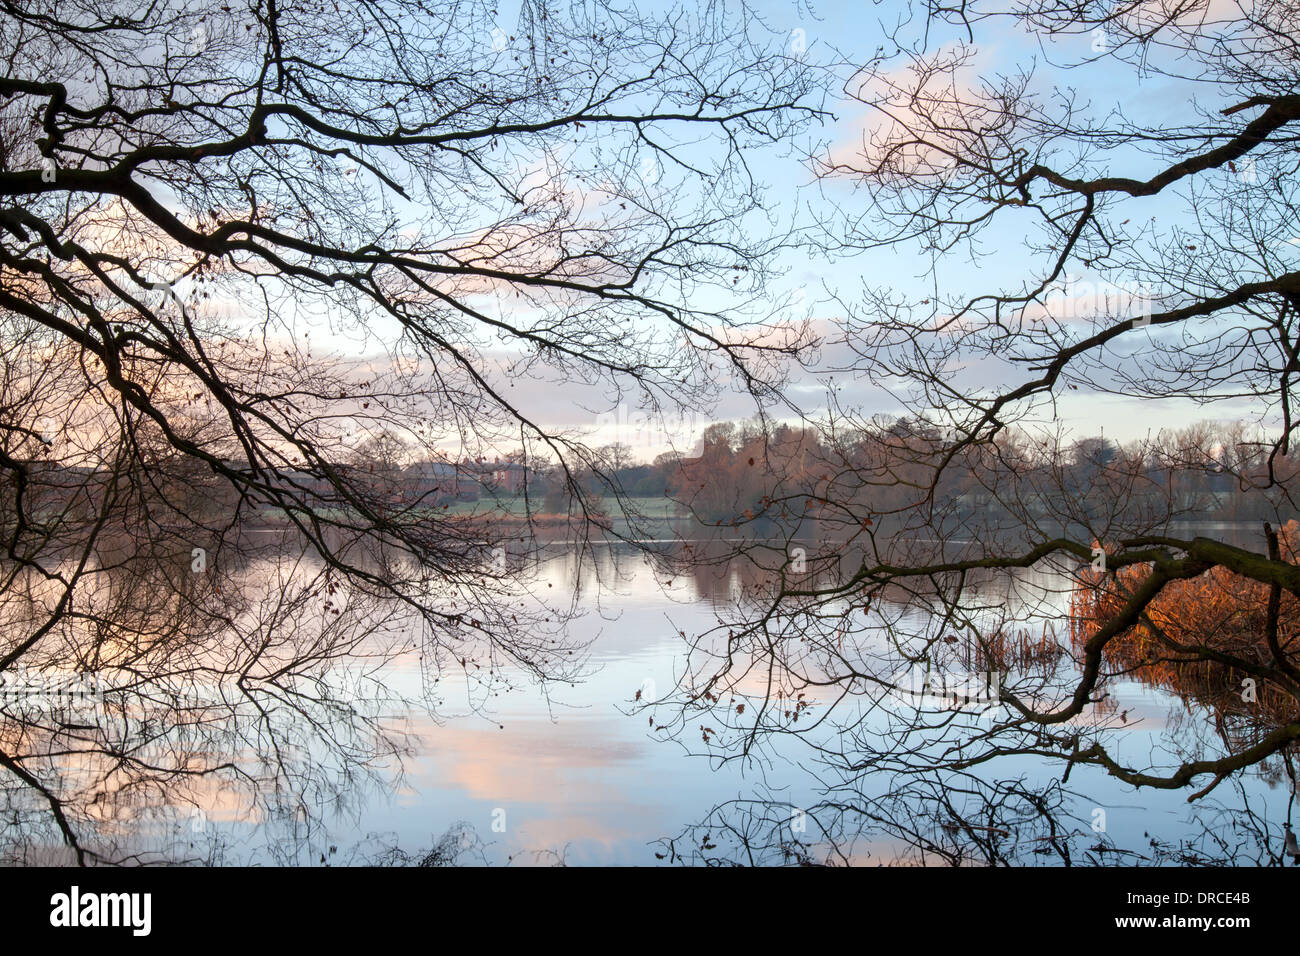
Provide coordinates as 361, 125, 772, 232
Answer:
220, 0, 1285, 458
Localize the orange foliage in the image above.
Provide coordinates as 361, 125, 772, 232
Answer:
1069, 521, 1299, 719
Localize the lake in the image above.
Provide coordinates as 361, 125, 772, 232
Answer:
1, 522, 1291, 865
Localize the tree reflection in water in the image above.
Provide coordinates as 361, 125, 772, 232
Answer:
0, 513, 588, 865
642, 520, 1299, 867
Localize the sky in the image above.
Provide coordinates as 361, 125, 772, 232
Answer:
184, 0, 1285, 461
557, 0, 1285, 457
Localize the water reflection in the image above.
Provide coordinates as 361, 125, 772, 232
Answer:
1, 522, 1294, 865
643, 521, 1298, 866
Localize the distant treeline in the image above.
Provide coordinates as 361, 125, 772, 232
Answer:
14, 417, 1294, 532
556, 417, 1299, 528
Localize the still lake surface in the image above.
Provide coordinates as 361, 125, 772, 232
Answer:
6, 521, 1290, 865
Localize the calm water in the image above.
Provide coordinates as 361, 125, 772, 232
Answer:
3, 523, 1291, 865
